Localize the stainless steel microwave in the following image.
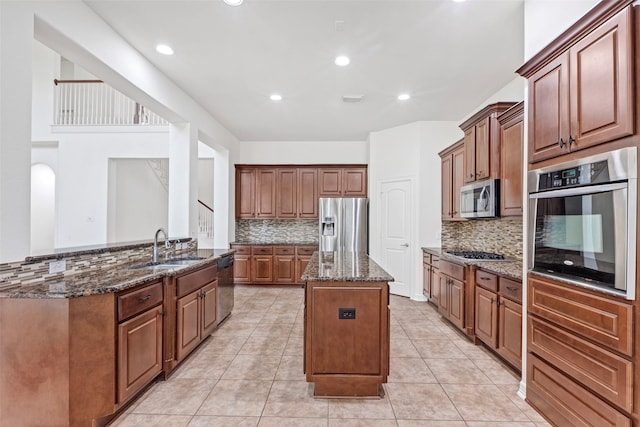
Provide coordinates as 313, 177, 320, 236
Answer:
528, 147, 637, 300
460, 179, 499, 219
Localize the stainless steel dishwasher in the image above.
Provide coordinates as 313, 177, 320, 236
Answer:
217, 253, 234, 325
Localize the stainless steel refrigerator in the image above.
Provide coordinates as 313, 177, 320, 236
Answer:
319, 197, 368, 253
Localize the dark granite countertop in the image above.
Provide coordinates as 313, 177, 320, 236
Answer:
302, 251, 394, 282
422, 247, 523, 281
231, 241, 318, 246
0, 248, 234, 299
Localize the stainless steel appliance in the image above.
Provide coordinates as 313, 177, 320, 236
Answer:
528, 147, 637, 300
460, 179, 499, 219
319, 197, 368, 252
217, 253, 234, 325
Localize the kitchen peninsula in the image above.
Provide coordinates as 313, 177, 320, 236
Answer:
301, 251, 393, 397
0, 242, 233, 427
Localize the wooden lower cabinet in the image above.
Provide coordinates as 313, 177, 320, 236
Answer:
305, 281, 389, 397
117, 305, 163, 404
437, 259, 467, 335
527, 274, 634, 425
233, 244, 318, 285
176, 280, 217, 363
422, 252, 440, 305
474, 272, 522, 371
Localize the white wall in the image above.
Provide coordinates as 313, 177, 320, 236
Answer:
30, 164, 56, 253
369, 121, 462, 300
237, 140, 368, 164
54, 128, 170, 248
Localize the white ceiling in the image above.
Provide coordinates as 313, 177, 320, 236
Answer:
84, 0, 524, 141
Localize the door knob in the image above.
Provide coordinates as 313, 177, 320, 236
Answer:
401, 243, 409, 247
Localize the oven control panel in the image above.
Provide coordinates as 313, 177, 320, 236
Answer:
538, 160, 609, 190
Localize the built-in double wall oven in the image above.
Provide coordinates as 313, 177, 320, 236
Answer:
528, 147, 637, 300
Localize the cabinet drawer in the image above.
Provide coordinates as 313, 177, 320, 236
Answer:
177, 264, 217, 298
476, 270, 497, 292
118, 281, 163, 322
529, 317, 633, 412
296, 246, 317, 256
231, 245, 250, 255
439, 260, 464, 281
499, 277, 522, 303
431, 255, 439, 268
528, 276, 632, 356
527, 353, 631, 427
252, 246, 273, 255
275, 246, 295, 255
423, 253, 432, 264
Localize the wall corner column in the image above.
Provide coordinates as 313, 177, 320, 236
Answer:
168, 122, 198, 240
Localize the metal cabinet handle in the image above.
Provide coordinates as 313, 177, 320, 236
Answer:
138, 295, 151, 303
401, 243, 409, 247
568, 135, 575, 149
558, 138, 566, 148
480, 277, 491, 281
506, 286, 518, 291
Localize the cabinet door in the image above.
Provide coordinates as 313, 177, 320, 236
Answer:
449, 278, 465, 330
422, 261, 431, 297
569, 7, 634, 152
318, 168, 342, 197
463, 127, 476, 183
474, 118, 491, 180
451, 147, 465, 219
528, 53, 570, 163
430, 267, 440, 306
256, 168, 277, 218
274, 254, 296, 283
176, 290, 201, 361
498, 298, 522, 368
117, 305, 163, 404
441, 155, 453, 219
252, 255, 274, 283
298, 168, 318, 218
475, 287, 498, 348
296, 255, 312, 284
235, 167, 256, 218
438, 277, 449, 317
276, 168, 297, 218
343, 168, 367, 196
500, 112, 524, 217
200, 281, 217, 337
233, 255, 251, 283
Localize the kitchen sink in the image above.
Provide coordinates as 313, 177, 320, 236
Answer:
128, 257, 205, 270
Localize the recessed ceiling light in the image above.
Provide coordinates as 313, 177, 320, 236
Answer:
223, 0, 243, 5
270, 94, 283, 101
335, 55, 350, 66
398, 94, 411, 101
156, 44, 174, 55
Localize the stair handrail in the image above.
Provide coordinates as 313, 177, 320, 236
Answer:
198, 199, 214, 212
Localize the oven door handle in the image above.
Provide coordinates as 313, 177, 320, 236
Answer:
529, 182, 628, 199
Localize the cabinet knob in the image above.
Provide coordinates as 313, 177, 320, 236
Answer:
568, 135, 575, 149
558, 138, 566, 148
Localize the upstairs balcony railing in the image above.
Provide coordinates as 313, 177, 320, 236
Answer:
53, 79, 168, 126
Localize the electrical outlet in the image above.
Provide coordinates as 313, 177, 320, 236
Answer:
49, 260, 66, 274
339, 308, 356, 320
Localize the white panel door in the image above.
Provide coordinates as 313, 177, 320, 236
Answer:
380, 179, 412, 297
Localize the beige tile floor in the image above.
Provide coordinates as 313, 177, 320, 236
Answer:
111, 285, 551, 427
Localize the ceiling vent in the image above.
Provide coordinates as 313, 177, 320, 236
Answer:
342, 95, 364, 103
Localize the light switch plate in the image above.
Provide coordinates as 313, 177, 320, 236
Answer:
49, 260, 66, 274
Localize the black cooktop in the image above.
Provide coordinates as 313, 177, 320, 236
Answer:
446, 250, 505, 260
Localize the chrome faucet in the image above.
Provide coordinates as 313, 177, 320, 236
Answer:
153, 228, 169, 263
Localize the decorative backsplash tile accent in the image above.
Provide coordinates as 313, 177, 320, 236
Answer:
236, 219, 319, 244
441, 218, 523, 259
0, 240, 197, 287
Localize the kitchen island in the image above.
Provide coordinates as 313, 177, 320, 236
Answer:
0, 245, 232, 427
301, 251, 393, 397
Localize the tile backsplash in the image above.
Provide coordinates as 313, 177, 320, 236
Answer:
236, 219, 318, 243
442, 217, 523, 259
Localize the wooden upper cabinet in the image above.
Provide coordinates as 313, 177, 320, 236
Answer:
498, 102, 524, 217
343, 168, 367, 196
256, 168, 277, 218
236, 167, 256, 218
318, 168, 342, 196
460, 103, 516, 183
440, 140, 465, 220
518, 5, 635, 163
569, 7, 634, 151
298, 168, 318, 218
277, 168, 297, 218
